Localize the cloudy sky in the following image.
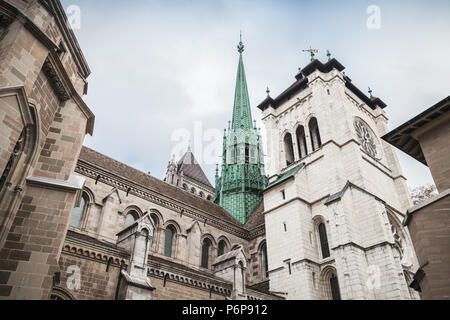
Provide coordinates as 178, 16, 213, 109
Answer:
62, 0, 450, 189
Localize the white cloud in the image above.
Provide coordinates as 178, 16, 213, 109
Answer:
64, 0, 449, 189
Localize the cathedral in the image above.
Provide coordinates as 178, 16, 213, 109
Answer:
0, 0, 424, 300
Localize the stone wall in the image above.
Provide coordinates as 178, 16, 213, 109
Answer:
0, 0, 93, 300
406, 194, 450, 299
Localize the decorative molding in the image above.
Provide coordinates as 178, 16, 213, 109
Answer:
248, 225, 265, 239
26, 174, 85, 192
42, 57, 71, 102
0, 12, 13, 27
75, 161, 252, 240
62, 242, 127, 267
38, 0, 91, 78
148, 267, 232, 296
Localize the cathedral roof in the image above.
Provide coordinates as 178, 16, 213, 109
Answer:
257, 58, 386, 111
265, 162, 305, 191
78, 146, 241, 226
244, 200, 265, 230
382, 95, 450, 166
177, 149, 213, 188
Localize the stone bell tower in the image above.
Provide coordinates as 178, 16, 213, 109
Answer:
257, 53, 420, 300
214, 35, 267, 224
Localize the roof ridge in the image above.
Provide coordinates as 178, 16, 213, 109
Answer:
78, 146, 239, 226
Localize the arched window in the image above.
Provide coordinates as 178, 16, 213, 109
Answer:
318, 223, 330, 259
190, 187, 196, 194
182, 184, 188, 190
164, 225, 176, 257
199, 191, 204, 198
217, 240, 227, 256
69, 192, 88, 228
283, 133, 294, 166
309, 117, 322, 151
330, 274, 341, 300
201, 238, 212, 269
296, 125, 308, 158
124, 210, 138, 228
206, 195, 212, 201
261, 242, 268, 279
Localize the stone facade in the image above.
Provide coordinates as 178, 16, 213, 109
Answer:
0, 0, 438, 301
0, 0, 93, 300
383, 96, 450, 300
257, 59, 420, 300
58, 146, 278, 300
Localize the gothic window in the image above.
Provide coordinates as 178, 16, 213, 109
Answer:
296, 125, 308, 159
201, 238, 212, 269
206, 195, 212, 201
182, 183, 188, 190
199, 191, 204, 198
318, 223, 330, 259
354, 117, 379, 159
124, 210, 138, 228
69, 192, 89, 228
164, 225, 176, 257
283, 133, 295, 166
261, 242, 268, 279
330, 274, 341, 300
218, 240, 227, 256
309, 117, 322, 151
190, 187, 196, 194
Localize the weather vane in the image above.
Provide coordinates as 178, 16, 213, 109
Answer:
327, 50, 331, 61
302, 46, 319, 61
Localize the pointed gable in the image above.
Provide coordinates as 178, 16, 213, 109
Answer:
177, 150, 213, 188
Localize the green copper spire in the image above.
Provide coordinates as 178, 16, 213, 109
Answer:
215, 35, 268, 225
232, 34, 253, 130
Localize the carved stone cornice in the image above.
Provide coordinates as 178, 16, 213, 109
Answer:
64, 231, 233, 296
42, 56, 71, 102
248, 225, 265, 239
0, 1, 15, 27
1, 1, 95, 135
62, 241, 128, 268
0, 12, 12, 27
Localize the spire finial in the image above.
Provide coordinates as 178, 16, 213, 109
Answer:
368, 87, 373, 98
327, 49, 331, 61
187, 139, 191, 152
266, 86, 270, 96
237, 31, 244, 54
